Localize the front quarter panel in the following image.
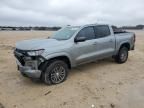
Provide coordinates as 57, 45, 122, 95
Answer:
40, 40, 75, 67
43, 52, 74, 66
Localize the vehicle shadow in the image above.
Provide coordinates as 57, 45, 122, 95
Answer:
69, 58, 116, 78
21, 58, 116, 86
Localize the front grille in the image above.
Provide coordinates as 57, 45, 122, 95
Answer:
14, 49, 27, 66
14, 49, 42, 68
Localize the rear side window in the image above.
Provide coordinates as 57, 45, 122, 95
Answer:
94, 25, 111, 38
77, 27, 95, 40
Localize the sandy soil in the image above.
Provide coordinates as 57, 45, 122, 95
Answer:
0, 30, 144, 108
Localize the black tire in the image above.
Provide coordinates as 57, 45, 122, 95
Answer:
115, 47, 128, 64
42, 60, 69, 85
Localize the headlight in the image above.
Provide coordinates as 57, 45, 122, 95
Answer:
27, 49, 45, 56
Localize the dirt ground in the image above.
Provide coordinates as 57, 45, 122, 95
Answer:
0, 30, 144, 108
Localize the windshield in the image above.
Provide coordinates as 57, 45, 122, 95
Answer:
51, 26, 80, 40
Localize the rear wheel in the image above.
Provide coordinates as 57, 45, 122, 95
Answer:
42, 60, 68, 85
115, 47, 128, 64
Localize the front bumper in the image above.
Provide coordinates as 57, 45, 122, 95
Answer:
16, 59, 42, 79
14, 48, 45, 79
18, 65, 41, 78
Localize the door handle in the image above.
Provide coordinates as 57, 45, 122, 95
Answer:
109, 39, 113, 42
93, 42, 97, 45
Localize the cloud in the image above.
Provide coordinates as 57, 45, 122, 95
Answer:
0, 0, 144, 26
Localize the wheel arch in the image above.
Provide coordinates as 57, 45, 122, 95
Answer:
39, 53, 72, 73
47, 55, 71, 69
119, 42, 130, 51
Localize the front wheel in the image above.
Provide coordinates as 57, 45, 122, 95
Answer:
115, 47, 128, 64
42, 60, 69, 85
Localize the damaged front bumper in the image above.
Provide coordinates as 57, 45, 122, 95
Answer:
16, 59, 42, 79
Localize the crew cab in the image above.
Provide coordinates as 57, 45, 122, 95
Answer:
14, 24, 135, 85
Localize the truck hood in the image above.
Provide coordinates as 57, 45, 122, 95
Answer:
16, 38, 65, 50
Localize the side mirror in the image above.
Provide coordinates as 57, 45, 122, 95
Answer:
74, 36, 87, 43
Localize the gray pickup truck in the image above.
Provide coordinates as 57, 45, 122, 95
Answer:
14, 24, 135, 85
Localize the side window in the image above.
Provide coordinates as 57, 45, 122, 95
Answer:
94, 25, 111, 38
77, 27, 95, 40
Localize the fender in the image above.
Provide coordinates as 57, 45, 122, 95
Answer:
115, 41, 130, 55
43, 52, 75, 67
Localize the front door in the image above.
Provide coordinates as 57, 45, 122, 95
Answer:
72, 26, 97, 65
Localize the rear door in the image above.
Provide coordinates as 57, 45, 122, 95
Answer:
93, 25, 115, 58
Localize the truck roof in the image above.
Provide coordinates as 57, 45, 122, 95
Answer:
68, 24, 110, 28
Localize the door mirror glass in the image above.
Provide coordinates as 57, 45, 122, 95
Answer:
74, 36, 87, 42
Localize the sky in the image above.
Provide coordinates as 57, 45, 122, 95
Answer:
0, 0, 144, 26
